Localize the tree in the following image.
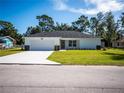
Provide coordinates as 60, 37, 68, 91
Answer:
90, 17, 98, 36
120, 12, 124, 27
36, 15, 54, 32
0, 20, 23, 45
90, 12, 123, 47
119, 12, 124, 35
55, 22, 73, 31
112, 12, 124, 41
25, 26, 40, 36
72, 15, 89, 32
104, 12, 118, 47
90, 12, 105, 37
96, 12, 105, 37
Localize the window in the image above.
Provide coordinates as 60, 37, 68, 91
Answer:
73, 40, 76, 47
69, 40, 77, 47
0, 39, 6, 43
69, 40, 72, 47
117, 42, 119, 46
0, 39, 3, 43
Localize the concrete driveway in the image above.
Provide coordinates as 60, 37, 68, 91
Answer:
0, 51, 59, 64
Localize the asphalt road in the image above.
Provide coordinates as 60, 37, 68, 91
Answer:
0, 65, 124, 93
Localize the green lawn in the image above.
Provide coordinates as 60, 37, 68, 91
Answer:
0, 48, 23, 57
48, 49, 124, 65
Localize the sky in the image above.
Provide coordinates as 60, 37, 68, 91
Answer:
0, 0, 124, 34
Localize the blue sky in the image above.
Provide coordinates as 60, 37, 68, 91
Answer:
0, 0, 124, 34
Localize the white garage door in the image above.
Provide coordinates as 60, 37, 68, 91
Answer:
30, 39, 55, 51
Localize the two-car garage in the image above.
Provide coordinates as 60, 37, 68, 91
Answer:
25, 37, 60, 51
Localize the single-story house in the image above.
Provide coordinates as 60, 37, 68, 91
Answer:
24, 31, 101, 51
0, 36, 16, 49
112, 38, 124, 48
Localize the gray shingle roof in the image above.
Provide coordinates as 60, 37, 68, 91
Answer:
28, 31, 95, 38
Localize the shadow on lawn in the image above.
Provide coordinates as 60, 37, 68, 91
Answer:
104, 52, 124, 60
9, 49, 22, 51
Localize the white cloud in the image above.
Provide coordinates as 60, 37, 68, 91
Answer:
86, 0, 124, 12
53, 0, 124, 15
53, 0, 68, 10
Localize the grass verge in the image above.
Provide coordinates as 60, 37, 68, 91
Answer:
0, 48, 23, 57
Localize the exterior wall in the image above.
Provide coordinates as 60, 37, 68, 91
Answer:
65, 40, 68, 49
79, 38, 101, 49
25, 37, 60, 50
113, 42, 124, 48
25, 37, 101, 50
5, 39, 13, 48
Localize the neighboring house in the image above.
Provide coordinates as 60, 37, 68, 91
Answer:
0, 36, 16, 49
112, 38, 124, 48
24, 31, 101, 51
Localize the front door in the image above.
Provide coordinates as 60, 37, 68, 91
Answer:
61, 40, 65, 49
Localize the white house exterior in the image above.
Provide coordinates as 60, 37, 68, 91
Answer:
25, 31, 101, 51
112, 38, 124, 48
